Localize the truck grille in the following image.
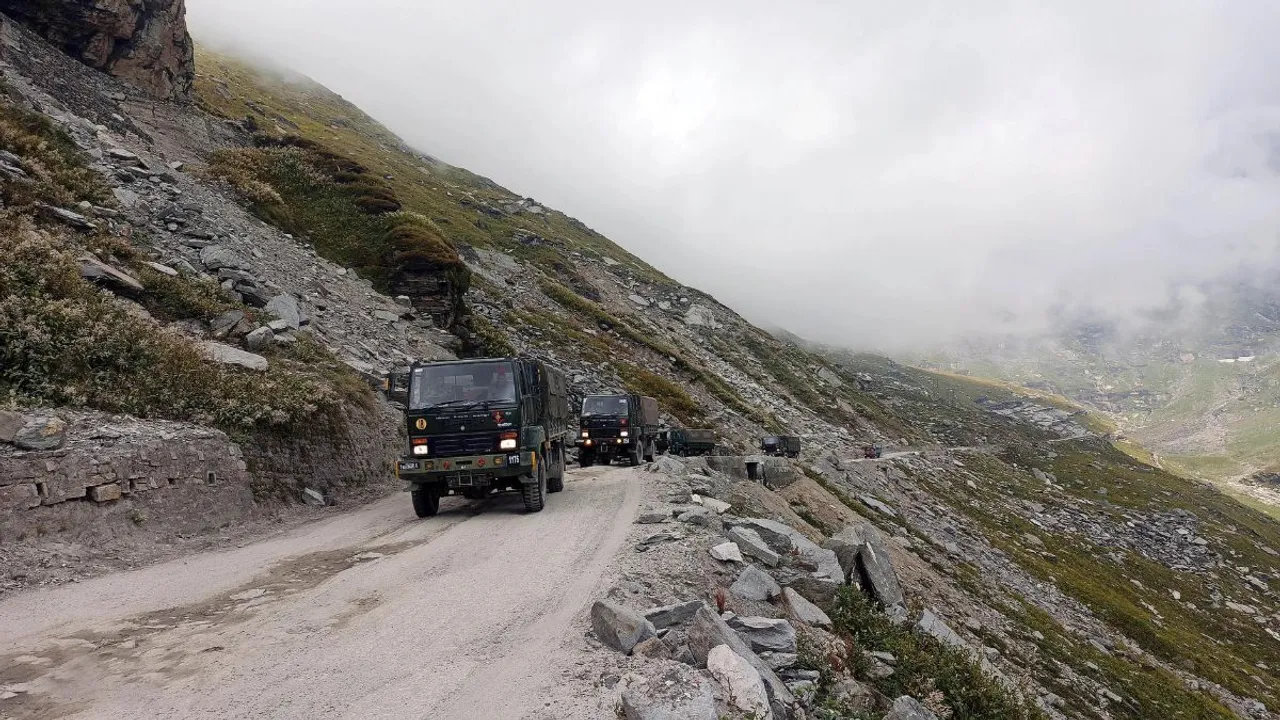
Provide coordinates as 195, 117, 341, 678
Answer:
430, 433, 498, 457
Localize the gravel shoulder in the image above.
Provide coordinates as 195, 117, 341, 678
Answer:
0, 465, 640, 720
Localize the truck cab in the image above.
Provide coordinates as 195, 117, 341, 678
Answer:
396, 358, 570, 517
576, 394, 659, 467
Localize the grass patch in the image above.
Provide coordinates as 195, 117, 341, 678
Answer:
620, 364, 704, 425
825, 588, 1043, 719
0, 102, 110, 210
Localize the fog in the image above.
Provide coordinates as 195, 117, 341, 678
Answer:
187, 1, 1280, 351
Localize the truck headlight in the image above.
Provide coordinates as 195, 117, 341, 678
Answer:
413, 445, 429, 456
581, 430, 589, 438
620, 430, 629, 438
500, 438, 517, 450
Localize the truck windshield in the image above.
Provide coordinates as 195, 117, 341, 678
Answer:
582, 396, 628, 416
762, 436, 779, 445
409, 362, 517, 410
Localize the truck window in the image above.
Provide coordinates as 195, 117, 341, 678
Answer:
409, 362, 517, 409
582, 396, 628, 416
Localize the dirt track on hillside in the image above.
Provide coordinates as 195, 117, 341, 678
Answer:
0, 465, 640, 720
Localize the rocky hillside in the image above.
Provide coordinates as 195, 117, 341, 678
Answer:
916, 289, 1280, 515
0, 4, 1278, 719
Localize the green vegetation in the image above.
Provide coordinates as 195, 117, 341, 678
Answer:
0, 101, 368, 439
193, 48, 676, 288
204, 136, 468, 297
0, 102, 110, 209
822, 588, 1043, 720
917, 446, 1280, 712
621, 365, 703, 425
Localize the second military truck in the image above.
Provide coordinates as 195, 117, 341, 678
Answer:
577, 394, 659, 467
761, 435, 802, 458
667, 427, 717, 456
396, 357, 571, 517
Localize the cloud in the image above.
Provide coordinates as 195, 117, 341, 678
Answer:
186, 0, 1280, 350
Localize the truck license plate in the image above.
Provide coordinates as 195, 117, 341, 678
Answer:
398, 461, 420, 471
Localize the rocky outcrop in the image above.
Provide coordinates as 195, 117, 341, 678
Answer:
0, 0, 195, 100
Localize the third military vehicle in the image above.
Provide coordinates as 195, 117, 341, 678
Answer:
667, 427, 717, 456
396, 357, 571, 516
577, 394, 659, 466
761, 435, 802, 458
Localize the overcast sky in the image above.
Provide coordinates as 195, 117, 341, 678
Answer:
187, 1, 1280, 350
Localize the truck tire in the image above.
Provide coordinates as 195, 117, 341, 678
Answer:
523, 456, 546, 513
578, 450, 593, 469
629, 445, 642, 466
412, 487, 440, 518
548, 444, 565, 493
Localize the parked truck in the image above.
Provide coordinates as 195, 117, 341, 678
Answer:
577, 394, 659, 467
395, 357, 571, 517
761, 435, 801, 458
668, 427, 717, 456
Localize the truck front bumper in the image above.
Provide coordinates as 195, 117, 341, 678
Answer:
575, 438, 632, 449
397, 451, 534, 487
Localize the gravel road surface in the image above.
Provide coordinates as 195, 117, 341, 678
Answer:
0, 464, 640, 719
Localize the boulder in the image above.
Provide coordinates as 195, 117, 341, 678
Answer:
80, 255, 144, 297
618, 671, 719, 720
917, 609, 969, 651
3, 414, 67, 451
708, 644, 772, 719
700, 496, 732, 514
731, 565, 782, 601
686, 607, 795, 718
856, 535, 905, 609
729, 518, 842, 581
591, 600, 657, 653
199, 342, 268, 372
144, 261, 179, 277
728, 526, 781, 567
244, 326, 275, 352
636, 510, 668, 524
709, 542, 744, 563
40, 205, 97, 231
728, 616, 797, 653
884, 696, 939, 720
265, 294, 302, 329
644, 600, 704, 630
782, 588, 832, 628
0, 411, 25, 443
631, 637, 670, 659
199, 245, 245, 271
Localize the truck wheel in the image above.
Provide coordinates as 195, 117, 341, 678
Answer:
629, 446, 642, 466
578, 450, 593, 469
548, 445, 565, 493
522, 458, 546, 513
412, 487, 440, 518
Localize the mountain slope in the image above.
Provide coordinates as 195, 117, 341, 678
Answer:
1, 15, 1278, 718
185, 49, 1280, 718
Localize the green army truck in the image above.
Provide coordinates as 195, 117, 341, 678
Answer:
577, 394, 659, 467
396, 357, 571, 516
668, 427, 717, 456
761, 434, 802, 458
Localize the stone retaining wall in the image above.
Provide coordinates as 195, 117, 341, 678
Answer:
0, 410, 254, 543
705, 455, 798, 488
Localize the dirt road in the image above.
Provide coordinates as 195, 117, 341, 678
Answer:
0, 465, 640, 719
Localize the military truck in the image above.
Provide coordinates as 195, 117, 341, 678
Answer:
761, 435, 802, 458
668, 427, 717, 457
396, 357, 571, 517
577, 394, 659, 467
